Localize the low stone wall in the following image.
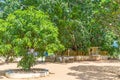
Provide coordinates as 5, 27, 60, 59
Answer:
5, 69, 49, 79
0, 55, 110, 63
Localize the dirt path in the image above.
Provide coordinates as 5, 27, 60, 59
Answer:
0, 60, 120, 80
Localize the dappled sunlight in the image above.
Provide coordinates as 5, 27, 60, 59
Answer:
68, 65, 120, 80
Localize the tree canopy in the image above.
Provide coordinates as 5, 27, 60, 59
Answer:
0, 7, 64, 70
0, 0, 120, 61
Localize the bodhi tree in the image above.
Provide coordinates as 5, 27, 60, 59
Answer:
37, 0, 120, 54
0, 7, 64, 70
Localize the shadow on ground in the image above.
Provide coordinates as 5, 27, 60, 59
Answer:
68, 65, 120, 80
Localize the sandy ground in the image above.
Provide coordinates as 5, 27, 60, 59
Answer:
0, 60, 120, 80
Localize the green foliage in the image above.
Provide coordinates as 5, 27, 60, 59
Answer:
103, 31, 116, 49
36, 0, 119, 52
0, 0, 22, 19
0, 19, 12, 56
21, 0, 40, 7
102, 30, 119, 57
0, 0, 120, 59
18, 53, 36, 70
0, 7, 64, 70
